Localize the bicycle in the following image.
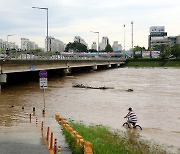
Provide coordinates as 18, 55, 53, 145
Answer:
123, 120, 142, 130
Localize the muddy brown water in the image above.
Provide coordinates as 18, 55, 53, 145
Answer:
0, 67, 180, 152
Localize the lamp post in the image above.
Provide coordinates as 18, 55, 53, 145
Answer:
32, 7, 48, 52
131, 21, 134, 50
7, 34, 15, 49
90, 31, 99, 52
123, 24, 125, 51
131, 21, 134, 58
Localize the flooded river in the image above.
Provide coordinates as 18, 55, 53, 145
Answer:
0, 67, 180, 151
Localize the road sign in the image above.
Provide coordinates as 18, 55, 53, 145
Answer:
30, 66, 35, 71
39, 70, 48, 78
39, 78, 48, 89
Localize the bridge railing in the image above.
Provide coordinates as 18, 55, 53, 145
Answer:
0, 52, 125, 61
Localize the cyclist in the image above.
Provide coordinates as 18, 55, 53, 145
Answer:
124, 107, 137, 128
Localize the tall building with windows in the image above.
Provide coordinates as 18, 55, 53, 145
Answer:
21, 38, 39, 51
112, 41, 122, 52
45, 36, 65, 52
91, 42, 97, 50
99, 37, 109, 50
148, 26, 180, 48
148, 26, 168, 49
74, 36, 88, 47
168, 35, 180, 47
0, 39, 18, 50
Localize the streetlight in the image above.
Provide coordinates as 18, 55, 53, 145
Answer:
7, 34, 15, 48
123, 24, 125, 51
131, 21, 134, 50
90, 31, 99, 52
131, 21, 134, 58
32, 7, 48, 52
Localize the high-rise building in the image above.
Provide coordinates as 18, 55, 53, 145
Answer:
148, 26, 168, 49
91, 42, 97, 50
148, 26, 180, 48
74, 36, 88, 47
0, 39, 18, 50
45, 36, 65, 52
99, 37, 109, 50
21, 38, 39, 51
112, 41, 122, 52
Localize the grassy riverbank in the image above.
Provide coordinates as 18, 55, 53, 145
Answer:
125, 59, 180, 67
62, 121, 169, 154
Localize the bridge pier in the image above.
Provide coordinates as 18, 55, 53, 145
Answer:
92, 65, 97, 71
0, 74, 7, 91
63, 68, 71, 75
116, 64, 120, 67
107, 64, 111, 68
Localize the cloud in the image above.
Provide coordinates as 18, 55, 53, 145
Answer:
0, 0, 180, 48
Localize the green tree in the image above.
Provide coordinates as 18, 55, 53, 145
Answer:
105, 44, 113, 52
171, 44, 180, 58
133, 45, 144, 58
65, 42, 87, 52
88, 49, 97, 53
159, 44, 171, 59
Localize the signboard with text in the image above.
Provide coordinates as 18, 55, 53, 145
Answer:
39, 78, 48, 89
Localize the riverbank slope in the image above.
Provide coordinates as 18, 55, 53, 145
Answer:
125, 58, 180, 67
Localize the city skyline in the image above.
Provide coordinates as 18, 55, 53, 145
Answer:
0, 0, 180, 49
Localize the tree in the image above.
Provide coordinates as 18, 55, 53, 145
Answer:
105, 44, 113, 52
88, 49, 97, 53
65, 42, 87, 52
171, 44, 180, 58
159, 44, 171, 59
133, 45, 143, 58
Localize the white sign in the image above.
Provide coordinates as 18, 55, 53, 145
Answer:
39, 78, 48, 89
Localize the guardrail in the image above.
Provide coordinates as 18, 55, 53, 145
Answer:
55, 114, 93, 154
0, 52, 125, 61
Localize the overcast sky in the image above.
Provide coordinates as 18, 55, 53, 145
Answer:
0, 0, 180, 49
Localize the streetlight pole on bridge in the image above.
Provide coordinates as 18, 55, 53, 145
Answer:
7, 34, 15, 49
32, 7, 49, 52
90, 31, 99, 52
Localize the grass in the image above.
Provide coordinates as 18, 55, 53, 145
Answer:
125, 59, 180, 67
61, 121, 170, 154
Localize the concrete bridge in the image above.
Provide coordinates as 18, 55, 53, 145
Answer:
0, 58, 125, 89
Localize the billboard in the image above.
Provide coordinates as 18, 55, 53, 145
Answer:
150, 26, 165, 33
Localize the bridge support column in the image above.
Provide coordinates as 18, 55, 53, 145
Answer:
63, 68, 71, 75
0, 74, 7, 91
116, 64, 120, 67
107, 64, 111, 68
92, 65, 97, 71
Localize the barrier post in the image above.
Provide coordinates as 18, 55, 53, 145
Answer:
41, 121, 44, 131
36, 117, 38, 125
54, 138, 57, 154
29, 114, 31, 123
49, 132, 53, 150
46, 127, 50, 142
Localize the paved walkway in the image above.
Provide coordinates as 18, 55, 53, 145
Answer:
0, 141, 49, 154
0, 107, 72, 154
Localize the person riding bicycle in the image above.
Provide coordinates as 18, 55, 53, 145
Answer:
124, 107, 137, 128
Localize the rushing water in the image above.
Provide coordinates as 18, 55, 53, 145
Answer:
0, 67, 180, 151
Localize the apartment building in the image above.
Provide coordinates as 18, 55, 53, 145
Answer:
21, 38, 39, 51
74, 36, 88, 47
112, 41, 122, 52
0, 39, 18, 50
148, 26, 180, 49
99, 37, 109, 50
91, 42, 97, 50
148, 26, 168, 49
45, 36, 65, 52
